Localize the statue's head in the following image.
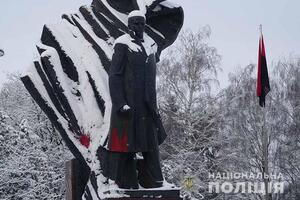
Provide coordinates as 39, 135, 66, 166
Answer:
128, 10, 145, 41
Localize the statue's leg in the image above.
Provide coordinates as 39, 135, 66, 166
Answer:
98, 147, 139, 189
106, 152, 139, 189
138, 147, 164, 188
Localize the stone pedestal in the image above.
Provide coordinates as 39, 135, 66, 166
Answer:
104, 189, 183, 200
106, 198, 182, 200
65, 159, 182, 200
105, 197, 183, 200
65, 159, 90, 200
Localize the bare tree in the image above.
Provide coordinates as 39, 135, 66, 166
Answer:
218, 59, 300, 200
157, 27, 222, 199
271, 58, 300, 200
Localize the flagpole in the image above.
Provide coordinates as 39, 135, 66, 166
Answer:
262, 100, 270, 200
259, 24, 270, 200
259, 24, 263, 36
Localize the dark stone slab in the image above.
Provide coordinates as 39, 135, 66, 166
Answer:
124, 189, 180, 198
66, 157, 183, 200
106, 198, 182, 200
102, 189, 182, 200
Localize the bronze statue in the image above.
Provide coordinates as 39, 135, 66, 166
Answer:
107, 11, 166, 189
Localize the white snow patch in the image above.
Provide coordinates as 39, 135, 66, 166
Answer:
128, 10, 145, 20
114, 33, 157, 56
101, 0, 128, 25
160, 1, 180, 8
136, 0, 147, 16
114, 34, 142, 52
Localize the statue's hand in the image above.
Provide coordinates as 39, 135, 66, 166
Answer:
118, 105, 133, 119
122, 105, 131, 111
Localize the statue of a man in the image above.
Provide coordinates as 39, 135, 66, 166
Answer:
107, 10, 167, 189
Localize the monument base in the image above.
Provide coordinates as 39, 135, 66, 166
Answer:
104, 197, 183, 200
104, 189, 183, 200
106, 198, 182, 200
65, 159, 183, 200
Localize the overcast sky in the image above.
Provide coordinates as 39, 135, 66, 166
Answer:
0, 0, 299, 89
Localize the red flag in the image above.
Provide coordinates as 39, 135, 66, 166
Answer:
256, 35, 270, 107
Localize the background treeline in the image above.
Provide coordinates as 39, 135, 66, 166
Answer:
0, 27, 299, 200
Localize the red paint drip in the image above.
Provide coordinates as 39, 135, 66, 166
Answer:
110, 127, 128, 152
80, 134, 90, 148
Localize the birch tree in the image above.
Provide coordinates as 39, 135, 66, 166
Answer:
157, 27, 222, 199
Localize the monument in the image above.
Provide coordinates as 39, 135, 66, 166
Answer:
21, 0, 184, 199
